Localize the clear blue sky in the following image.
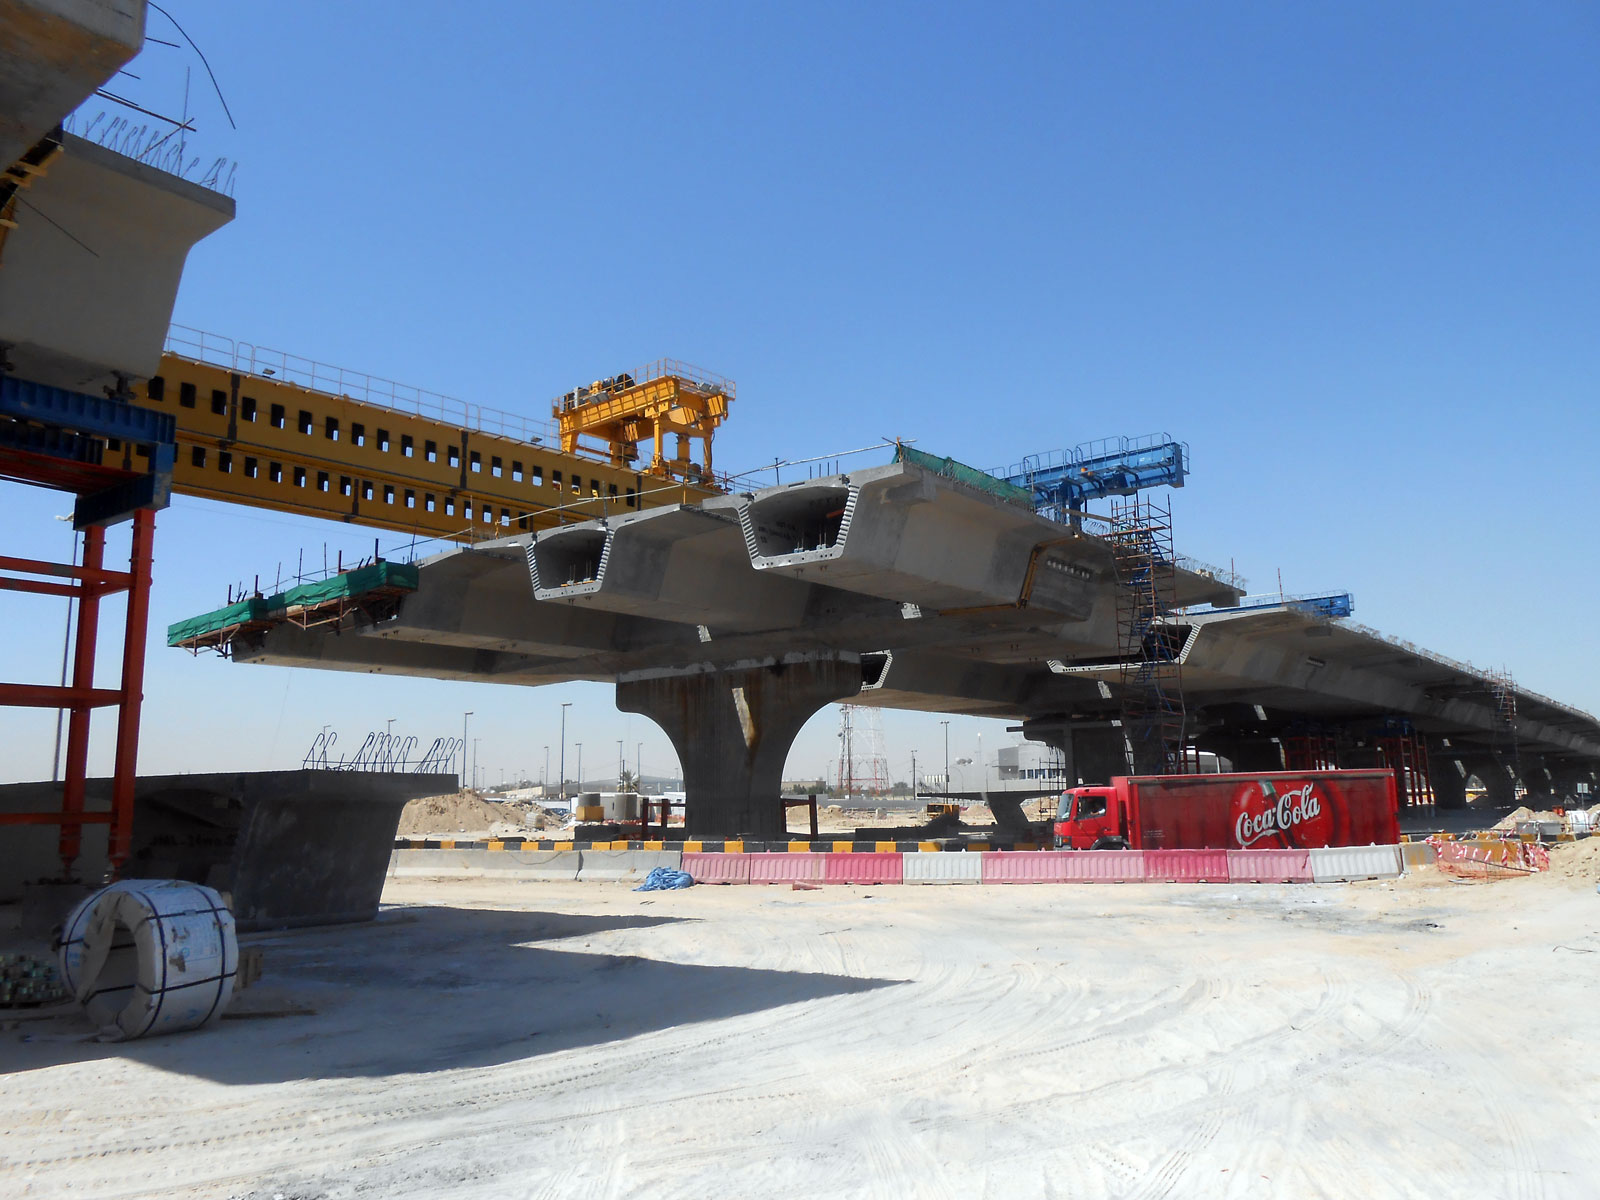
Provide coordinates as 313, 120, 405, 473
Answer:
6, 1, 1598, 787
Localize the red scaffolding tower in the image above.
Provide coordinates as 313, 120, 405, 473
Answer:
0, 373, 174, 880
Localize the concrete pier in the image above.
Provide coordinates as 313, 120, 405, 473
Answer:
618, 653, 863, 838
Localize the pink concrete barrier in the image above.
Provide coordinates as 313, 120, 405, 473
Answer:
1144, 849, 1229, 883
823, 852, 904, 885
981, 851, 1069, 883
1058, 849, 1148, 882
747, 852, 826, 883
681, 852, 751, 885
1227, 848, 1312, 883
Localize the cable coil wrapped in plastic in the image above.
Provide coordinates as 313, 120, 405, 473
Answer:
57, 879, 238, 1040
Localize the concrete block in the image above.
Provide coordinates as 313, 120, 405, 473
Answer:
902, 852, 983, 884
390, 848, 580, 881
576, 849, 682, 883
1400, 843, 1437, 871
1310, 845, 1403, 883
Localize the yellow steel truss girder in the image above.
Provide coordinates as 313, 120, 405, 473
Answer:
120, 354, 718, 542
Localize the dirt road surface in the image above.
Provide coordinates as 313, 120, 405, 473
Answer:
4, 866, 1598, 1198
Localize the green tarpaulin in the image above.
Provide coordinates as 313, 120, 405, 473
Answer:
168, 561, 421, 646
894, 444, 1033, 508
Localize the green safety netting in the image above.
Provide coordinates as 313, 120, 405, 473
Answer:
893, 444, 1033, 508
167, 561, 420, 646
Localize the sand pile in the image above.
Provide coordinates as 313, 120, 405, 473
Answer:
397, 793, 568, 836
1492, 806, 1536, 831
1543, 838, 1600, 884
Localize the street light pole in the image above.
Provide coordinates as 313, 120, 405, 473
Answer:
473, 737, 481, 791
462, 710, 474, 789
559, 702, 571, 800
543, 745, 549, 790
941, 720, 950, 794
576, 742, 583, 794
636, 741, 643, 787
617, 738, 624, 788
910, 750, 918, 800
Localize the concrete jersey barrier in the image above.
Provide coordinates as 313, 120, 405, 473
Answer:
902, 852, 983, 884
1309, 844, 1404, 882
577, 850, 683, 883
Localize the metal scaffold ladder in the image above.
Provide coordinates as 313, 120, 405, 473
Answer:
1107, 495, 1188, 773
1486, 668, 1521, 787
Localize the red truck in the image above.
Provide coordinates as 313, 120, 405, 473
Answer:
1053, 769, 1400, 851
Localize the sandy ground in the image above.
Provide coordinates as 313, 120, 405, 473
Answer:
3, 858, 1599, 1199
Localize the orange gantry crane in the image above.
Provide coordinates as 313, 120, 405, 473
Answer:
553, 359, 733, 483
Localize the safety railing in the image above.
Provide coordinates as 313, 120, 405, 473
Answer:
164, 325, 559, 445
993, 432, 1187, 482
552, 357, 736, 413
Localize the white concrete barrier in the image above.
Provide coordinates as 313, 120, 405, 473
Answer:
1309, 844, 1403, 883
902, 853, 983, 884
576, 850, 684, 883
389, 849, 580, 880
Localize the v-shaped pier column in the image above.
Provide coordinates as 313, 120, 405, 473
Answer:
618, 653, 863, 839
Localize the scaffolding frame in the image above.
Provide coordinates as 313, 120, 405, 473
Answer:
1107, 495, 1188, 774
0, 512, 156, 878
1485, 668, 1521, 787
1373, 721, 1435, 809
1283, 731, 1342, 772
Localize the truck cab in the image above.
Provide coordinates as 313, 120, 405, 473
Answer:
1054, 786, 1128, 850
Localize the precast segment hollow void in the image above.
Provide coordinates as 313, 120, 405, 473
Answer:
527, 525, 610, 598
740, 484, 854, 559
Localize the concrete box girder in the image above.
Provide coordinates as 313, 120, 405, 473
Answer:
0, 133, 234, 392
725, 464, 1109, 617
528, 505, 817, 630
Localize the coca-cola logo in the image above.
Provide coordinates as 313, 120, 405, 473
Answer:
1234, 782, 1324, 848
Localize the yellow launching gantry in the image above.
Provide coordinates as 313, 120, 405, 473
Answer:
553, 359, 733, 484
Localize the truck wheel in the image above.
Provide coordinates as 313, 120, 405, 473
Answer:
1090, 837, 1128, 851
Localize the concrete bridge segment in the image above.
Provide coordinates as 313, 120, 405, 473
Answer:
224, 458, 1600, 830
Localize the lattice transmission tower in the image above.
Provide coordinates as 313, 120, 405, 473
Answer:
836, 704, 891, 798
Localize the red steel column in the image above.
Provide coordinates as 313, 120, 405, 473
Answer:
58, 525, 106, 874
108, 508, 155, 874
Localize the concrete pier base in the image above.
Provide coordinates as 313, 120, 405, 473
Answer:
619, 653, 863, 839
1430, 755, 1469, 810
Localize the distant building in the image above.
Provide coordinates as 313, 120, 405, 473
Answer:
996, 742, 1070, 783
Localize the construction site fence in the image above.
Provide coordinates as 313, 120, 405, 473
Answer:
387, 843, 1439, 886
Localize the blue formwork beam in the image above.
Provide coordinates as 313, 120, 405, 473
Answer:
996, 435, 1188, 511
0, 375, 175, 526
0, 375, 175, 446
1210, 591, 1355, 619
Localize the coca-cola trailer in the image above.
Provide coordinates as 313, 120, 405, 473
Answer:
1053, 770, 1400, 851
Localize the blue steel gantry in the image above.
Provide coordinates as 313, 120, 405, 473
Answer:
994, 434, 1188, 522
